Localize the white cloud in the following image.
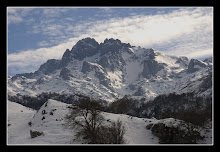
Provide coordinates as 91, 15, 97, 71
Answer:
7, 8, 23, 24
177, 48, 213, 59
8, 15, 23, 24
7, 7, 34, 24
37, 41, 50, 47
42, 8, 69, 17
65, 17, 74, 21
90, 8, 212, 49
8, 7, 213, 76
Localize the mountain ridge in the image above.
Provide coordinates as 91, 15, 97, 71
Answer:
8, 37, 212, 102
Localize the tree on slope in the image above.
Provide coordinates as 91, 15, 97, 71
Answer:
65, 97, 126, 144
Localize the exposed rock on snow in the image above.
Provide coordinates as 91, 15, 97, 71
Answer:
187, 59, 208, 73
142, 59, 165, 78
59, 68, 73, 81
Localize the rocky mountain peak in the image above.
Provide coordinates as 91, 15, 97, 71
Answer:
37, 59, 60, 75
187, 59, 207, 73
203, 57, 212, 64
74, 37, 99, 49
99, 38, 131, 56
103, 38, 131, 47
69, 37, 99, 60
60, 37, 133, 64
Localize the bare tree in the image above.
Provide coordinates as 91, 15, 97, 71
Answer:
108, 119, 126, 144
65, 98, 126, 144
65, 98, 104, 143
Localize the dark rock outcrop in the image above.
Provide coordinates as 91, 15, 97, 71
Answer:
60, 49, 71, 67
99, 56, 110, 69
12, 72, 35, 80
99, 38, 131, 56
203, 57, 212, 64
142, 59, 165, 78
187, 59, 207, 73
81, 61, 112, 90
37, 59, 60, 75
108, 54, 126, 71
59, 67, 73, 80
71, 37, 99, 60
197, 72, 212, 95
30, 130, 44, 138
81, 61, 93, 73
175, 56, 189, 67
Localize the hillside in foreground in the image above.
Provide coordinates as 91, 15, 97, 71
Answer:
7, 99, 212, 145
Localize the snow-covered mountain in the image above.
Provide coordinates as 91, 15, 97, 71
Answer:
8, 38, 212, 102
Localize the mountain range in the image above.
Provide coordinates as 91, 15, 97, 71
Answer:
8, 37, 213, 102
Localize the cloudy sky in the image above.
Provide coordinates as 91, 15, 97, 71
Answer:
7, 7, 213, 76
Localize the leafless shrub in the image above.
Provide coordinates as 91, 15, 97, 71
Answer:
65, 98, 126, 144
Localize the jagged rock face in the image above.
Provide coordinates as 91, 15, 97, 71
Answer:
12, 73, 34, 81
81, 61, 112, 90
187, 59, 207, 73
99, 38, 131, 56
99, 56, 110, 69
81, 61, 106, 74
81, 61, 92, 73
197, 72, 212, 95
60, 49, 71, 68
203, 57, 212, 64
60, 38, 99, 67
59, 68, 73, 80
95, 71, 112, 90
37, 59, 60, 75
60, 38, 131, 69
8, 37, 213, 101
108, 53, 126, 71
200, 72, 212, 90
71, 37, 99, 60
175, 56, 189, 67
142, 59, 165, 78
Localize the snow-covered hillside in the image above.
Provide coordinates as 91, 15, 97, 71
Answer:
8, 38, 212, 102
7, 99, 212, 145
8, 100, 36, 144
7, 99, 159, 144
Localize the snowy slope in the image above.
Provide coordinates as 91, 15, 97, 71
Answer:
7, 99, 212, 145
7, 100, 36, 144
8, 99, 158, 144
7, 100, 78, 144
102, 112, 159, 144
